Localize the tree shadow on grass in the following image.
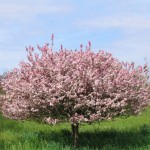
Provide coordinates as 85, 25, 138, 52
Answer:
36, 124, 150, 149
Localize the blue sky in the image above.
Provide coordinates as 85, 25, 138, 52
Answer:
0, 0, 150, 74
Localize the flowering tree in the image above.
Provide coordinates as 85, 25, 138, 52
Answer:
1, 40, 150, 148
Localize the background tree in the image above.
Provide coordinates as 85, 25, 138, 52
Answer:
0, 73, 6, 110
1, 40, 150, 148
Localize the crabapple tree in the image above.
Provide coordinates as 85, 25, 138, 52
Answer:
1, 41, 150, 148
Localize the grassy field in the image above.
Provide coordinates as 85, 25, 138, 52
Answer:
0, 108, 150, 150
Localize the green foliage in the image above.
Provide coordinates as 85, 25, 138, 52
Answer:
1, 107, 150, 149
0, 87, 5, 95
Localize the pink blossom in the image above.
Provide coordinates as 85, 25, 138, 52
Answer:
1, 41, 150, 125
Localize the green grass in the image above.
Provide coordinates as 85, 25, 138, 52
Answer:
1, 108, 150, 150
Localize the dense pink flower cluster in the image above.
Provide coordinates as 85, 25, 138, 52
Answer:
1, 42, 150, 124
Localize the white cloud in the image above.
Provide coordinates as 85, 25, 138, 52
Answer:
75, 10, 150, 66
0, 0, 72, 21
0, 0, 74, 54
0, 46, 27, 74
105, 31, 150, 67
76, 15, 150, 30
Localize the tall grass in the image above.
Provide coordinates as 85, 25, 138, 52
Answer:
0, 107, 150, 149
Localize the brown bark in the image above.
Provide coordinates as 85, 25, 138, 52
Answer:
71, 123, 79, 148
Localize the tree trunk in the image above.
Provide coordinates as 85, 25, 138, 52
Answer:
71, 123, 79, 149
